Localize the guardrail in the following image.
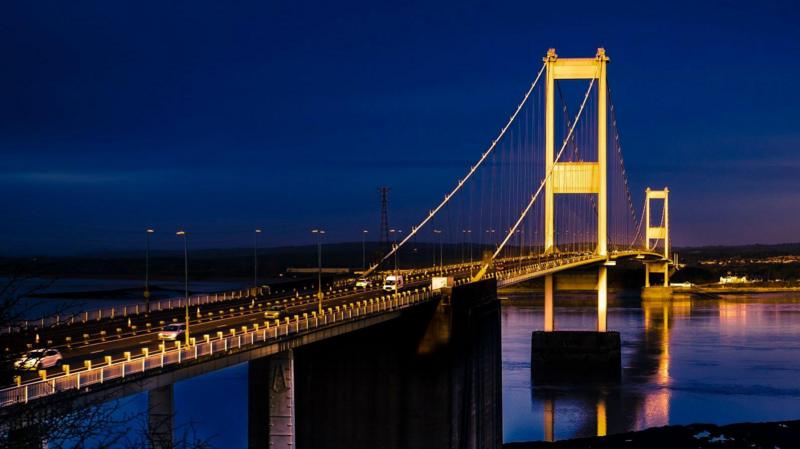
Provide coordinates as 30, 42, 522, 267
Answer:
6, 252, 623, 336
496, 254, 596, 281
494, 250, 654, 285
3, 263, 482, 336
2, 285, 289, 335
0, 280, 471, 408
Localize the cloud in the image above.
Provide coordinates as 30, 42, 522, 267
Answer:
0, 170, 170, 185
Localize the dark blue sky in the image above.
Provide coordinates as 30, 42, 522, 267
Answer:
1, 1, 798, 255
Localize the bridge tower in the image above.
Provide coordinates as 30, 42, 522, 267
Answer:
643, 187, 673, 298
543, 48, 609, 332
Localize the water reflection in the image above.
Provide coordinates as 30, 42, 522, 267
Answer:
531, 298, 683, 440
507, 293, 800, 443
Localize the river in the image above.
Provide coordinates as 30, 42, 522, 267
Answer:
32, 288, 800, 447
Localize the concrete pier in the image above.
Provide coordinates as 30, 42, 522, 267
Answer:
249, 350, 296, 449
642, 285, 674, 300
148, 384, 174, 449
531, 331, 621, 381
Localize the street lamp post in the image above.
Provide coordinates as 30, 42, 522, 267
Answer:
176, 230, 190, 346
254, 229, 262, 292
461, 229, 470, 265
431, 231, 437, 268
145, 229, 154, 313
461, 230, 465, 264
361, 230, 368, 271
312, 229, 325, 314
464, 230, 473, 274
433, 229, 442, 272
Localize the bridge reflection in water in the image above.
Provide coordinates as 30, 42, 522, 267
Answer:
255, 281, 502, 449
527, 296, 688, 441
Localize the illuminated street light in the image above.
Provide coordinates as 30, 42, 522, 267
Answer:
176, 230, 190, 346
254, 229, 262, 291
361, 229, 369, 271
433, 229, 443, 272
145, 228, 154, 313
312, 229, 326, 314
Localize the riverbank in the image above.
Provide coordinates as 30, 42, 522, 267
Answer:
499, 285, 800, 296
504, 419, 800, 448
680, 286, 800, 294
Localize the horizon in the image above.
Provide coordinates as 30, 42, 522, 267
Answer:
4, 239, 800, 259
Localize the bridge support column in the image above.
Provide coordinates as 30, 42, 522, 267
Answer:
642, 261, 673, 300
544, 275, 554, 332
642, 187, 673, 300
597, 267, 607, 332
249, 350, 295, 449
148, 384, 174, 449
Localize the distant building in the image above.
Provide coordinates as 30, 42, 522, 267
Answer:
719, 275, 751, 284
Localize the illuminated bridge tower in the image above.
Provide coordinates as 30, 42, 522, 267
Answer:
642, 187, 673, 299
543, 48, 610, 332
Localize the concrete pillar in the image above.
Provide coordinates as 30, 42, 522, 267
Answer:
644, 263, 650, 287
249, 350, 295, 449
663, 188, 670, 259
544, 49, 556, 253
596, 48, 608, 258
597, 267, 607, 332
544, 275, 554, 332
543, 397, 555, 442
148, 384, 174, 449
663, 262, 670, 287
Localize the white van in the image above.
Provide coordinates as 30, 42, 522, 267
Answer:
431, 276, 454, 290
383, 275, 404, 292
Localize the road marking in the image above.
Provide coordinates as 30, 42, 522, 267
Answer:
90, 349, 105, 354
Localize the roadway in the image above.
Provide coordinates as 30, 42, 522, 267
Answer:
4, 266, 470, 386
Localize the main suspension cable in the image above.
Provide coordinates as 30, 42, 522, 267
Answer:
365, 62, 547, 275
474, 76, 597, 279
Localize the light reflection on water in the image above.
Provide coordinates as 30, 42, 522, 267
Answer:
503, 293, 800, 442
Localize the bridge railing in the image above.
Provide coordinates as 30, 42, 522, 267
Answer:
0, 283, 458, 408
3, 284, 310, 335
494, 253, 597, 282
4, 264, 479, 336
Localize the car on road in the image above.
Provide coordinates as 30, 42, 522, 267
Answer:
355, 278, 372, 289
383, 275, 404, 292
264, 310, 282, 319
14, 348, 63, 370
158, 323, 186, 341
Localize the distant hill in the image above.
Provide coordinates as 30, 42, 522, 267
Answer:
676, 242, 800, 259
2, 241, 798, 283
0, 241, 495, 281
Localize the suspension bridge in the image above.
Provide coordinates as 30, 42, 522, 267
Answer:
0, 48, 676, 449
